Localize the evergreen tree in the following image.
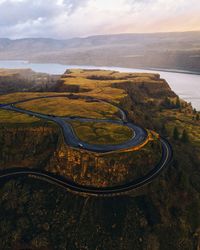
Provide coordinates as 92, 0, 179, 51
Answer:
173, 127, 179, 140
181, 129, 189, 143
175, 97, 181, 109
161, 124, 167, 136
193, 108, 197, 114
196, 113, 200, 121
164, 97, 171, 108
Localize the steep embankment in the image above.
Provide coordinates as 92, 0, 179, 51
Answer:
0, 69, 200, 249
0, 69, 59, 93
46, 138, 161, 188
0, 125, 59, 169
0, 109, 59, 170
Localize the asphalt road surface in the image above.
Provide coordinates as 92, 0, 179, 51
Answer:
1, 95, 147, 153
0, 138, 172, 196
0, 95, 173, 196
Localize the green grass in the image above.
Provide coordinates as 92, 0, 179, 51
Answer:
70, 121, 133, 145
16, 97, 119, 120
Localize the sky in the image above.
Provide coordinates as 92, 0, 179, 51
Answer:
0, 0, 199, 39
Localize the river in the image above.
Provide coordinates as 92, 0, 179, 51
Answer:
0, 60, 199, 111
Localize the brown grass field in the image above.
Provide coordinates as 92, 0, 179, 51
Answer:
0, 109, 39, 124
16, 97, 119, 119
0, 92, 67, 104
69, 121, 133, 145
61, 69, 161, 103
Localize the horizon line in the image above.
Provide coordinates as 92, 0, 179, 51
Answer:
1, 29, 200, 41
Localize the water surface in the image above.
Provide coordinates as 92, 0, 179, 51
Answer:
0, 60, 199, 110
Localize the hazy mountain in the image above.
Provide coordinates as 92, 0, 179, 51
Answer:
0, 31, 200, 72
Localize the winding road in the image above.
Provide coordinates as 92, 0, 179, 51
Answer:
0, 95, 147, 152
0, 95, 173, 196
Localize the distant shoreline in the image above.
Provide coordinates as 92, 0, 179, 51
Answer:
0, 60, 199, 110
49, 62, 200, 76
140, 67, 200, 76
0, 59, 200, 76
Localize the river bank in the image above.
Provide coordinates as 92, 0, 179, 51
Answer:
0, 60, 200, 110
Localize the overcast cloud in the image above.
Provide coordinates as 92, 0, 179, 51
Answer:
0, 0, 199, 39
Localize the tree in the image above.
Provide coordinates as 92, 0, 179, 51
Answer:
173, 127, 179, 140
161, 124, 167, 136
196, 113, 200, 121
175, 97, 181, 109
163, 97, 171, 108
181, 129, 189, 143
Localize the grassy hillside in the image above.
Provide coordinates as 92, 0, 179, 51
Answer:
16, 96, 120, 120
0, 109, 38, 124
58, 69, 165, 103
0, 92, 66, 103
0, 69, 164, 185
0, 69, 59, 93
69, 121, 133, 145
0, 69, 200, 249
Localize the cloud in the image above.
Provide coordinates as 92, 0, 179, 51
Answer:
0, 0, 58, 26
0, 0, 91, 38
0, 0, 199, 39
63, 0, 89, 13
127, 0, 154, 6
0, 0, 89, 26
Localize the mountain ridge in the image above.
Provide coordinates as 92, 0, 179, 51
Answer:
0, 31, 200, 72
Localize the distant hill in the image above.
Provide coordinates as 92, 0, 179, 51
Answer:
0, 68, 59, 93
0, 31, 200, 72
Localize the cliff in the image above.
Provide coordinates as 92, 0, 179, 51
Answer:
0, 125, 59, 169
0, 69, 200, 249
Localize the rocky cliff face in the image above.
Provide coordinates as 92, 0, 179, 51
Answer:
113, 75, 176, 100
0, 126, 59, 169
46, 139, 161, 188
